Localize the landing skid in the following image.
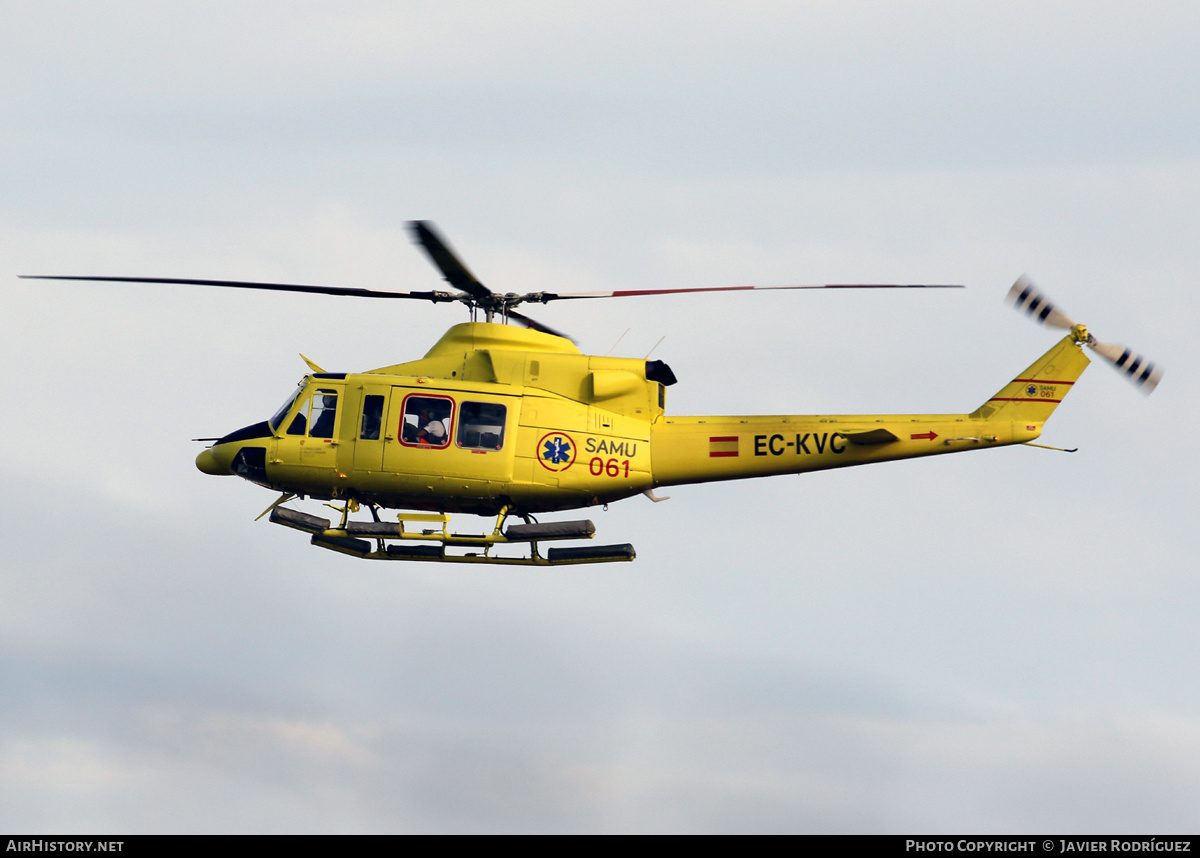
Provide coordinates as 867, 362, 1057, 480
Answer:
267, 503, 635, 565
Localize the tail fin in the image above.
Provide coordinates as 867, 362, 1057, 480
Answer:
972, 333, 1091, 423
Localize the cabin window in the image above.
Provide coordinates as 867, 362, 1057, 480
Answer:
309, 390, 339, 438
457, 401, 507, 450
400, 394, 454, 448
360, 395, 384, 440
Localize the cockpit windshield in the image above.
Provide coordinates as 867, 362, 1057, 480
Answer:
268, 382, 305, 431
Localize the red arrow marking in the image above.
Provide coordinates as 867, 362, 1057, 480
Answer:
910, 431, 939, 441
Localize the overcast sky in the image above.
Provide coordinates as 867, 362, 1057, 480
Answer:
2, 1, 1198, 833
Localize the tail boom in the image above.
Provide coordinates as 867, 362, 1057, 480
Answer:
651, 413, 1016, 487
649, 334, 1091, 489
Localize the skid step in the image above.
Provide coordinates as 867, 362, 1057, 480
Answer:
504, 520, 595, 541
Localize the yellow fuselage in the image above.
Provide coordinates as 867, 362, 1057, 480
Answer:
197, 322, 1090, 515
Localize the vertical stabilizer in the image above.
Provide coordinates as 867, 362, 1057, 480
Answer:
972, 333, 1091, 423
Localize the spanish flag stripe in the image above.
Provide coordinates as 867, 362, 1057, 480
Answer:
708, 436, 739, 458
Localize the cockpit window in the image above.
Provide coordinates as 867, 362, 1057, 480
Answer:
400, 394, 453, 448
457, 401, 506, 450
284, 388, 339, 438
269, 384, 305, 431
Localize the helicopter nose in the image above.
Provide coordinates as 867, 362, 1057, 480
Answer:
196, 446, 230, 476
197, 420, 274, 477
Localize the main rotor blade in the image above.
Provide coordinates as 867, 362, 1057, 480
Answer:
407, 220, 493, 302
1006, 274, 1075, 329
534, 283, 964, 302
19, 274, 451, 302
507, 308, 574, 342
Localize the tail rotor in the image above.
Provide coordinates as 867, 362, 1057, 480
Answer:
1006, 274, 1163, 394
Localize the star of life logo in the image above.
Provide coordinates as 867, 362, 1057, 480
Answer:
537, 432, 577, 472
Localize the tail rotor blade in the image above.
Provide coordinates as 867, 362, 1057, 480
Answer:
1007, 274, 1076, 329
1087, 339, 1164, 394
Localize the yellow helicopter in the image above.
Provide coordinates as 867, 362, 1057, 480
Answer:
23, 223, 1163, 565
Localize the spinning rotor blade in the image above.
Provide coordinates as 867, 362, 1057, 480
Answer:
1086, 340, 1164, 394
535, 283, 964, 302
511, 282, 961, 341
19, 274, 448, 302
407, 220, 492, 302
1006, 274, 1075, 329
507, 309, 573, 341
22, 221, 962, 351
1006, 274, 1164, 394
407, 221, 576, 338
